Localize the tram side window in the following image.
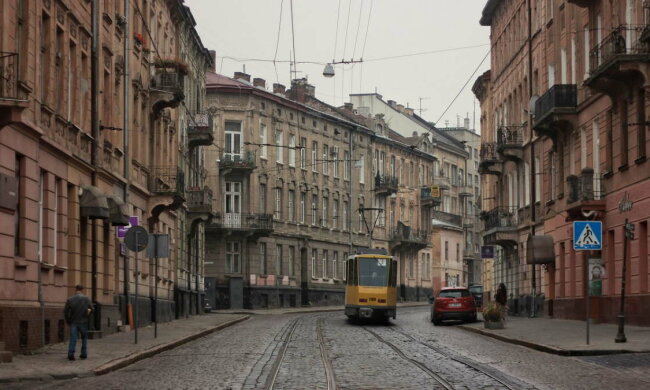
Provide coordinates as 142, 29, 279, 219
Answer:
347, 258, 357, 285
390, 260, 397, 287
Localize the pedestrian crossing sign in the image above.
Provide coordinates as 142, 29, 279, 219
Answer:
573, 221, 602, 250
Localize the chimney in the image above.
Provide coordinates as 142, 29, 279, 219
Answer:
234, 72, 251, 82
208, 50, 216, 72
273, 83, 286, 94
387, 100, 397, 108
253, 78, 266, 89
344, 102, 353, 111
405, 108, 414, 116
287, 78, 314, 103
396, 104, 404, 113
464, 117, 470, 129
412, 131, 418, 137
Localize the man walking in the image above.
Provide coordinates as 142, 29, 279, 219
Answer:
64, 285, 93, 361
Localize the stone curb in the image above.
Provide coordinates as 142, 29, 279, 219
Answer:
216, 302, 430, 316
458, 324, 645, 356
0, 315, 250, 384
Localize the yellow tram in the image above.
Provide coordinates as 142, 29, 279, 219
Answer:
344, 249, 398, 320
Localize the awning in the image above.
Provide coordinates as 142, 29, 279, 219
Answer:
526, 234, 555, 265
80, 185, 109, 219
106, 195, 129, 226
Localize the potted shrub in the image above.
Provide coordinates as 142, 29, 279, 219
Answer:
482, 301, 504, 329
154, 58, 190, 76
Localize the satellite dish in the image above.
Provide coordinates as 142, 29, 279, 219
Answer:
528, 95, 540, 117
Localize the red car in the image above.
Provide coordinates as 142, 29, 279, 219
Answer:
430, 287, 477, 325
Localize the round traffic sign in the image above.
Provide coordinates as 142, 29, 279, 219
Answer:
124, 226, 149, 252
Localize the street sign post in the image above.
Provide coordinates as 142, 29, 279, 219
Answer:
147, 234, 169, 338
573, 221, 602, 251
124, 226, 148, 344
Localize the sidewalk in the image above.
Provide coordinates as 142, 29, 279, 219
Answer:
459, 315, 650, 356
214, 300, 430, 315
0, 313, 249, 384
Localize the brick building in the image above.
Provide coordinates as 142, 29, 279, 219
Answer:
0, 0, 211, 354
476, 0, 650, 324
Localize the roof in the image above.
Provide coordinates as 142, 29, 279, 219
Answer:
480, 0, 501, 26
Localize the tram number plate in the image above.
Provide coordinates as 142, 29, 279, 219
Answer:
449, 303, 461, 308
377, 259, 386, 267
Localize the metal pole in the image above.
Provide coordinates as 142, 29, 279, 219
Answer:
615, 218, 629, 343
122, 0, 131, 328
154, 235, 158, 338
134, 231, 139, 344
527, 0, 537, 318
586, 252, 590, 345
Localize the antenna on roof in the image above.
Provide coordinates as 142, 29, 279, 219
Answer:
418, 97, 429, 117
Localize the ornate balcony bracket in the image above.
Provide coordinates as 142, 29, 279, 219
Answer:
533, 85, 578, 148
479, 142, 503, 176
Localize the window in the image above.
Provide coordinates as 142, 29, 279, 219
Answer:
322, 250, 328, 278
343, 252, 348, 281
333, 146, 339, 177
225, 182, 242, 219
333, 199, 339, 229
226, 241, 241, 273
14, 156, 21, 256
259, 183, 267, 213
333, 252, 339, 279
288, 246, 295, 276
343, 201, 348, 231
359, 203, 365, 232
344, 151, 350, 180
311, 194, 318, 225
376, 197, 386, 227
274, 187, 282, 220
260, 243, 267, 275
300, 192, 306, 223
359, 154, 365, 184
445, 241, 449, 261
288, 190, 295, 222
288, 134, 296, 166
276, 244, 283, 275
300, 137, 307, 168
390, 155, 396, 176
322, 196, 328, 227
379, 151, 385, 175
312, 249, 318, 278
275, 130, 283, 163
456, 243, 460, 261
312, 141, 318, 172
225, 122, 242, 160
323, 144, 329, 175
260, 123, 268, 158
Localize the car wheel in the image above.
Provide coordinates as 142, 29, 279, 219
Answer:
433, 319, 441, 326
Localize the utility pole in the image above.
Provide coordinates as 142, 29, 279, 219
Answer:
90, 0, 100, 332
527, 0, 537, 318
122, 0, 131, 329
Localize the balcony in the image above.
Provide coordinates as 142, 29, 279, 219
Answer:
481, 206, 518, 248
0, 52, 24, 102
420, 186, 441, 207
218, 150, 256, 174
462, 215, 475, 228
149, 166, 185, 198
151, 67, 185, 117
374, 174, 398, 196
566, 0, 589, 7
565, 168, 606, 221
496, 125, 524, 161
459, 185, 474, 198
478, 142, 502, 176
431, 210, 462, 227
389, 224, 428, 251
587, 25, 650, 89
432, 175, 451, 190
187, 186, 213, 215
209, 213, 274, 239
533, 85, 578, 143
187, 112, 214, 148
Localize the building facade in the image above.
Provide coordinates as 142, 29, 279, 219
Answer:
477, 0, 650, 324
0, 0, 211, 354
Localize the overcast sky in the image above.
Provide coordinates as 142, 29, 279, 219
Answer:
188, 0, 490, 131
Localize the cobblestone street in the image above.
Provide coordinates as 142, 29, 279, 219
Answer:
8, 307, 650, 390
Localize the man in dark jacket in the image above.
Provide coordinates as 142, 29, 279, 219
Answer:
64, 285, 92, 361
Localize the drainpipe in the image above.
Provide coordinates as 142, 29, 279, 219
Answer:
349, 127, 354, 253
122, 0, 131, 325
90, 0, 100, 330
38, 174, 44, 346
527, 0, 537, 318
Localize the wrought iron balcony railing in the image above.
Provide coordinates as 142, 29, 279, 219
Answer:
389, 226, 428, 245
149, 166, 185, 196
374, 174, 399, 194
589, 25, 650, 74
0, 52, 20, 100
218, 150, 256, 171
534, 84, 578, 122
215, 213, 273, 231
188, 112, 214, 148
187, 186, 213, 214
483, 207, 519, 231
497, 125, 524, 148
479, 142, 499, 162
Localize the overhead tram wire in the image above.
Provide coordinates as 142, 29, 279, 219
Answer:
359, 0, 374, 92
332, 0, 342, 105
434, 49, 491, 127
273, 0, 285, 85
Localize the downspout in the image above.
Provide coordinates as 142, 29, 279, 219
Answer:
90, 0, 100, 330
527, 0, 537, 317
38, 173, 44, 346
349, 127, 354, 254
122, 0, 131, 325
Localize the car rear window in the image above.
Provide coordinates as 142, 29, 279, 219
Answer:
438, 289, 470, 298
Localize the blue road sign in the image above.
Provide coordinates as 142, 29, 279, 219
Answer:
573, 221, 602, 250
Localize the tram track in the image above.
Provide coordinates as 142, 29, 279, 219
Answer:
266, 318, 300, 390
317, 318, 339, 390
362, 326, 455, 390
389, 327, 521, 390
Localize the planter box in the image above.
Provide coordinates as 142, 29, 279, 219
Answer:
484, 320, 504, 329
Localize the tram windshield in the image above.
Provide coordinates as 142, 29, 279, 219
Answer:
358, 257, 389, 287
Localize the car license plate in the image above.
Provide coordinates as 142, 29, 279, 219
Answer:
449, 303, 461, 308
